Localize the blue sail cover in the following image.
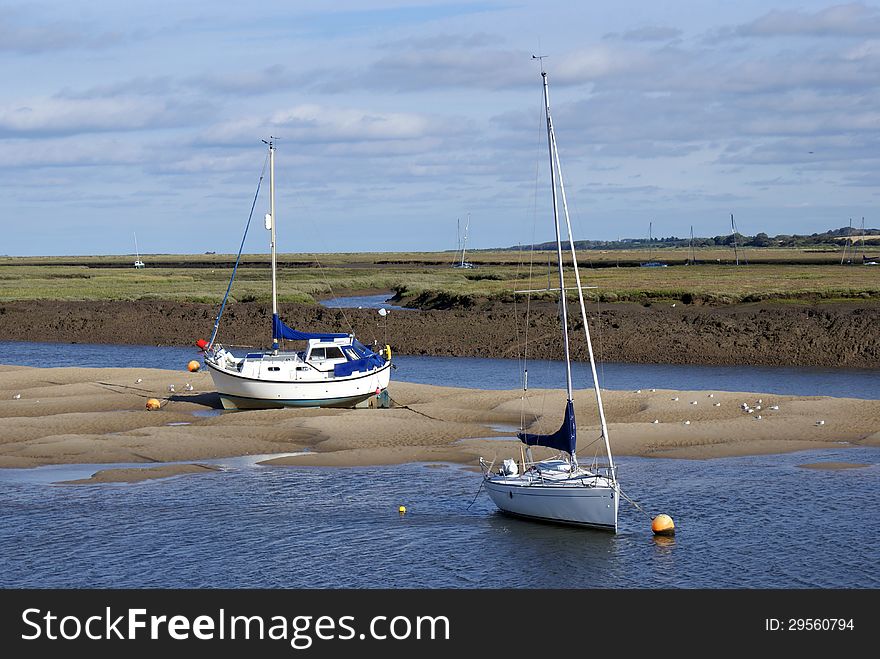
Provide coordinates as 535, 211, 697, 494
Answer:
518, 399, 576, 455
273, 314, 349, 341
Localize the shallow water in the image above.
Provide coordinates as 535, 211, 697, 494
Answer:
2, 340, 877, 399
0, 448, 876, 588
319, 292, 411, 310
1, 340, 877, 588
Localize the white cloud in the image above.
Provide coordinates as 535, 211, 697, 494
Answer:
738, 3, 880, 38
0, 96, 203, 136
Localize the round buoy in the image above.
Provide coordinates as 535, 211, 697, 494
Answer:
652, 514, 675, 536
187, 360, 201, 372
145, 398, 161, 411
398, 505, 407, 515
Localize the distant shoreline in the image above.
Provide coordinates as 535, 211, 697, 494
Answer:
0, 299, 877, 369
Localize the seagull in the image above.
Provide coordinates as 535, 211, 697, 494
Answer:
635, 389, 641, 394
652, 419, 660, 424
714, 402, 721, 407
756, 415, 762, 420
708, 394, 714, 398
690, 401, 698, 405
770, 405, 779, 411
672, 397, 679, 401
167, 384, 175, 392
13, 393, 21, 399
650, 388, 656, 392
816, 420, 825, 426
683, 420, 691, 425
136, 378, 143, 384
184, 383, 194, 391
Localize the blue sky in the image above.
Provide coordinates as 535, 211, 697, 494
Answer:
2, 1, 879, 256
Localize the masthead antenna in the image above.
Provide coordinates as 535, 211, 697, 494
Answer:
532, 54, 547, 73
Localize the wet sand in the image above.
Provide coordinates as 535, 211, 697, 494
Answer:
1, 365, 877, 483
57, 463, 221, 485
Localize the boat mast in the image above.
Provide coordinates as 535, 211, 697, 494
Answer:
541, 70, 574, 407
690, 225, 695, 265
267, 138, 279, 351
544, 72, 615, 476
460, 212, 470, 267
731, 213, 739, 266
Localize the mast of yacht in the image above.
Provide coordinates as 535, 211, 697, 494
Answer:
543, 70, 615, 477
460, 213, 470, 267
265, 138, 279, 351
690, 225, 695, 265
540, 71, 575, 418
731, 213, 739, 266
840, 218, 852, 265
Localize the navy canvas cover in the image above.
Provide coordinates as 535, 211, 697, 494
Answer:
518, 399, 576, 455
273, 314, 349, 341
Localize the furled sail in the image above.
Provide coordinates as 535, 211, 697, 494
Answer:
517, 399, 576, 455
272, 314, 349, 342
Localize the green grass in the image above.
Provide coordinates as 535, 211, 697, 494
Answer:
0, 252, 877, 306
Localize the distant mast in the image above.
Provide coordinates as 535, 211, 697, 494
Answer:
689, 225, 695, 265
840, 217, 852, 265
460, 212, 470, 267
731, 213, 739, 266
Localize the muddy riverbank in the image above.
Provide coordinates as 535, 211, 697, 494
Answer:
1, 299, 877, 368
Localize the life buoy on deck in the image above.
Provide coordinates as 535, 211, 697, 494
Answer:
384, 345, 392, 361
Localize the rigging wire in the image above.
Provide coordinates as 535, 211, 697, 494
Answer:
208, 151, 270, 349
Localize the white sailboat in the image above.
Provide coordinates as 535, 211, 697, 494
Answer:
481, 67, 619, 531
452, 213, 474, 269
133, 233, 145, 268
199, 139, 392, 410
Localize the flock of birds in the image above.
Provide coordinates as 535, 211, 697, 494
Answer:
633, 389, 826, 426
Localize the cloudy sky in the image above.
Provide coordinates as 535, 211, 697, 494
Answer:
2, 1, 879, 256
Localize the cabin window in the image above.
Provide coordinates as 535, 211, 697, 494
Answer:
267, 366, 280, 372
310, 346, 344, 360
343, 347, 358, 360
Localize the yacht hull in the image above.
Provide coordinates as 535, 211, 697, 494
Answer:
484, 478, 618, 532
205, 360, 391, 410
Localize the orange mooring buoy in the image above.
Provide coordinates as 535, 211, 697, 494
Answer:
652, 514, 675, 536
145, 398, 161, 411
187, 360, 201, 372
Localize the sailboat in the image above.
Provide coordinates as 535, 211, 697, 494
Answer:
640, 221, 666, 267
452, 213, 474, 269
199, 139, 392, 410
133, 233, 145, 268
481, 67, 619, 531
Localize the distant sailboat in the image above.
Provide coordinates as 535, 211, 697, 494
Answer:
133, 233, 145, 268
640, 221, 667, 267
452, 213, 474, 269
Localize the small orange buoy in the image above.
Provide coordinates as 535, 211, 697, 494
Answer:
187, 360, 201, 372
145, 398, 161, 411
652, 514, 675, 536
